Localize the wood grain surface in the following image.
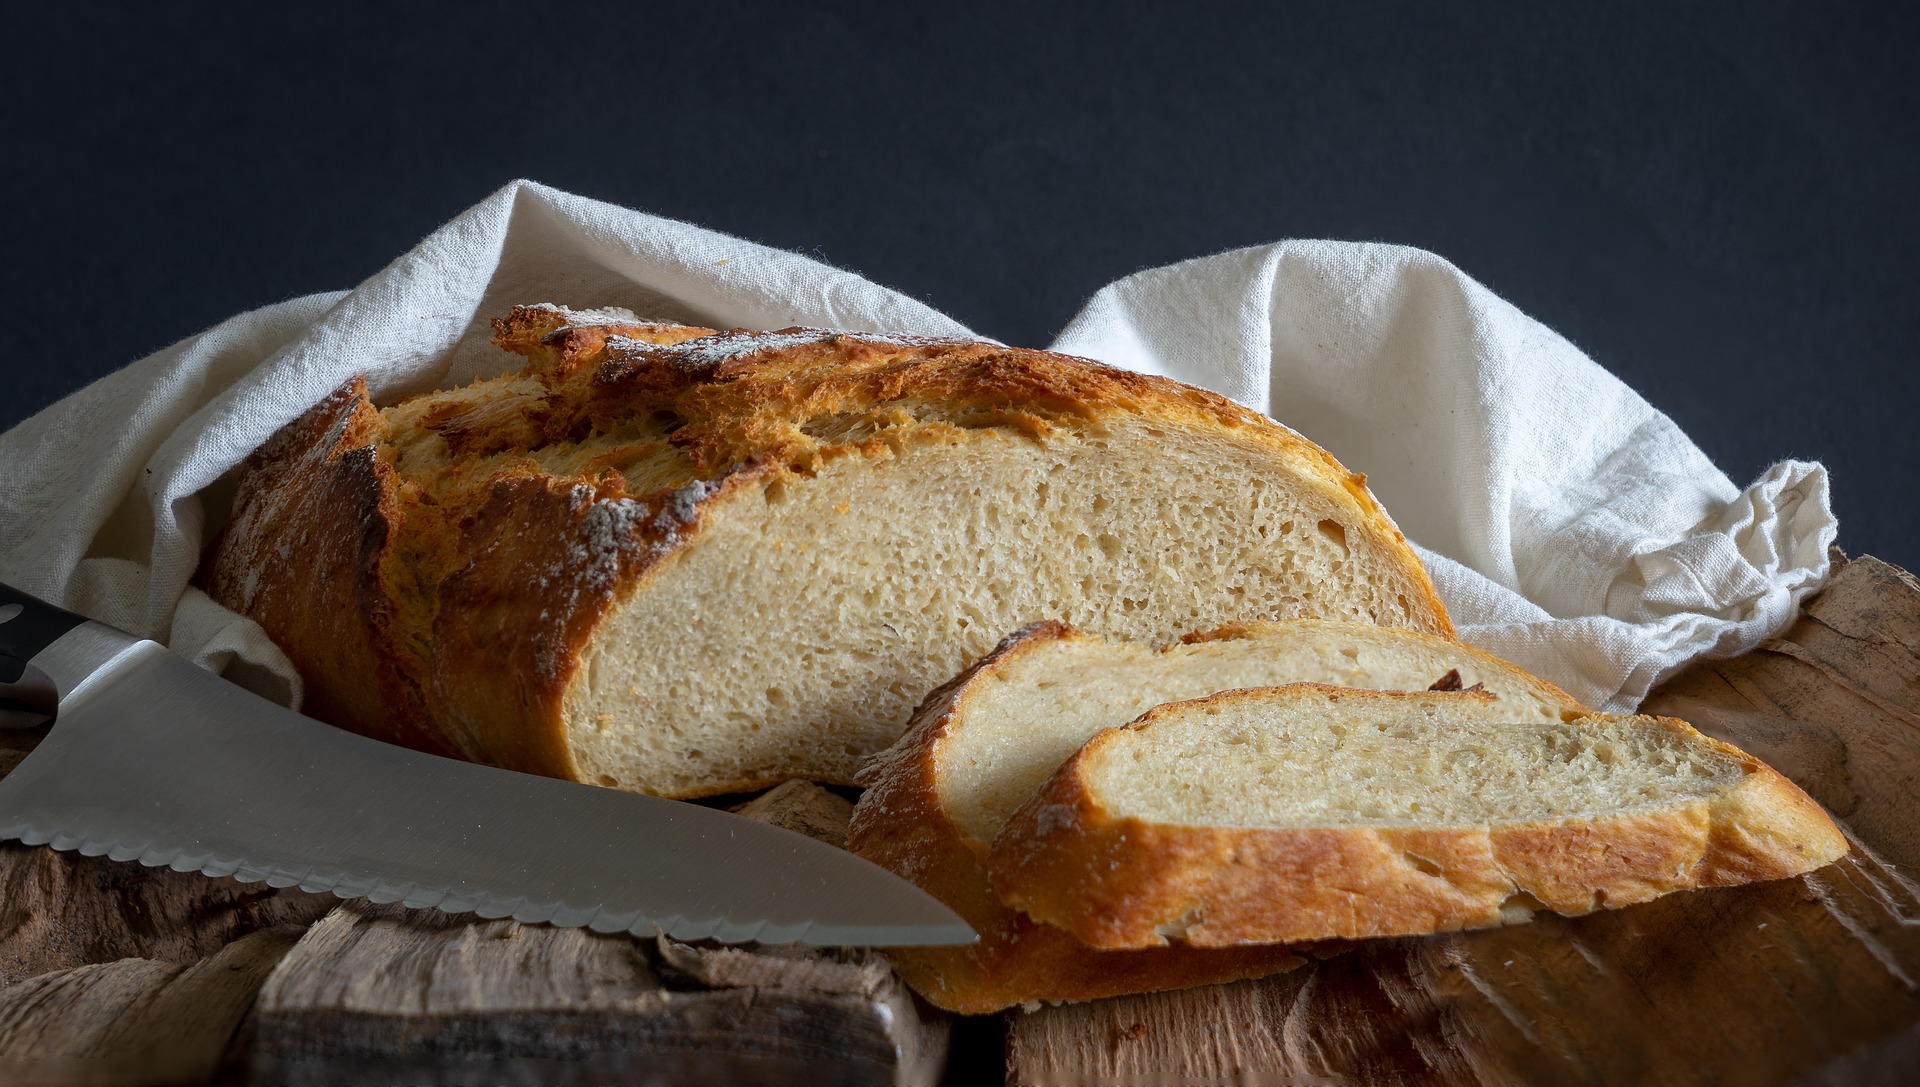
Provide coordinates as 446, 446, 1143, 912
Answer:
1007, 554, 1920, 1087
248, 901, 945, 1085
247, 780, 947, 1086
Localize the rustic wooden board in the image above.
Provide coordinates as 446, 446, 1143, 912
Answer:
1007, 554, 1920, 1087
246, 780, 950, 1086
0, 840, 335, 992
0, 926, 305, 1087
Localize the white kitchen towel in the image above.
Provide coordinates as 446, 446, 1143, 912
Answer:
0, 180, 1834, 713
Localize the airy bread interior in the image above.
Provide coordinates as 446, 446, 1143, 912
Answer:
563, 420, 1443, 796
1083, 687, 1742, 828
933, 622, 1582, 845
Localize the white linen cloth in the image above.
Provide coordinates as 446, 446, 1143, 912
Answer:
0, 180, 1834, 713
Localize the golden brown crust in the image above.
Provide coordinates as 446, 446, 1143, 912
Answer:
848, 626, 1319, 1013
986, 693, 1851, 949
488, 304, 718, 382
200, 379, 452, 757
1692, 750, 1856, 885
202, 306, 1450, 792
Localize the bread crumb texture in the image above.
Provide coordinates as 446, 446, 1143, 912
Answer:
847, 619, 1579, 1012
203, 305, 1448, 797
928, 620, 1583, 846
986, 685, 1849, 949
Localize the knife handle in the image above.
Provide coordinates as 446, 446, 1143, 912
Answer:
0, 581, 87, 693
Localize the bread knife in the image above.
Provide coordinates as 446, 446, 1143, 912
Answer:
0, 582, 975, 947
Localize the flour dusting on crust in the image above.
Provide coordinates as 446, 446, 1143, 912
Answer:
614, 329, 837, 369
574, 495, 652, 588
610, 327, 976, 371
556, 477, 722, 589
522, 302, 685, 337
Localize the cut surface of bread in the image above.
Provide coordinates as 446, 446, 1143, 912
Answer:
847, 620, 1580, 1012
202, 304, 1450, 798
987, 685, 1850, 949
936, 620, 1584, 851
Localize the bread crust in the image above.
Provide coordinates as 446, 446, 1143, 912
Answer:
200, 379, 452, 757
847, 625, 1322, 1014
204, 306, 1451, 794
987, 687, 1850, 948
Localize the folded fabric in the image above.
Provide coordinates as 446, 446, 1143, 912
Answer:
0, 180, 1834, 713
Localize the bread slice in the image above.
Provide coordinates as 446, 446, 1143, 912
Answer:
203, 305, 1450, 798
847, 619, 1584, 1012
987, 685, 1850, 949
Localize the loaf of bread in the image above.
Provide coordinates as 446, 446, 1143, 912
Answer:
847, 619, 1586, 1012
200, 305, 1450, 798
988, 685, 1849, 949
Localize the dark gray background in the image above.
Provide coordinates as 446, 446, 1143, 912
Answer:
3, 3, 1913, 567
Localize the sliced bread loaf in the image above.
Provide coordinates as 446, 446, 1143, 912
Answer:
203, 305, 1450, 798
847, 619, 1585, 1012
987, 685, 1849, 949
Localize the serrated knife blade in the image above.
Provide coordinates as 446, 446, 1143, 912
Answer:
0, 583, 974, 947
